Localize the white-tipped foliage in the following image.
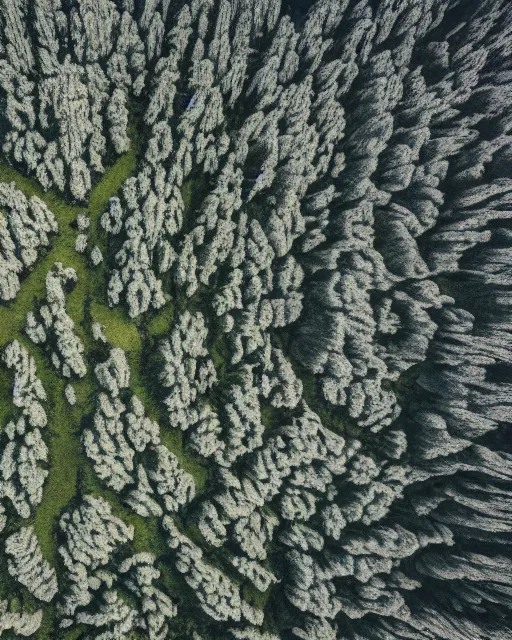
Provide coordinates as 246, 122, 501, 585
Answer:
0, 340, 49, 521
164, 517, 263, 625
25, 263, 87, 378
1, 1, 512, 638
5, 526, 58, 602
86, 348, 195, 517
64, 383, 76, 406
159, 310, 217, 430
0, 599, 42, 636
0, 1, 143, 199
0, 182, 57, 301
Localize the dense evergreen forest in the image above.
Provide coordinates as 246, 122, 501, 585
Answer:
0, 1, 511, 639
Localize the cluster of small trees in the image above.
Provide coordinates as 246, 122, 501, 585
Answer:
58, 495, 177, 637
0, 0, 146, 201
25, 262, 87, 378
158, 310, 218, 432
0, 182, 57, 301
74, 212, 103, 266
0, 340, 48, 522
5, 526, 58, 603
157, 309, 304, 472
0, 599, 42, 637
164, 517, 263, 626
191, 403, 349, 571
102, 171, 170, 317
0, 343, 55, 636
84, 347, 195, 518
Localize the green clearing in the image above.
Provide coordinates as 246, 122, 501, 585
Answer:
244, 583, 273, 611
181, 176, 209, 232
89, 301, 141, 351
146, 303, 175, 337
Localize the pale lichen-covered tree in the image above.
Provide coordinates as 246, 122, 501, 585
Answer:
25, 263, 87, 378
5, 526, 58, 602
0, 182, 57, 301
0, 340, 49, 523
0, 599, 42, 636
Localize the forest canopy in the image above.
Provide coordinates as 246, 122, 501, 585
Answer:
0, 1, 511, 639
